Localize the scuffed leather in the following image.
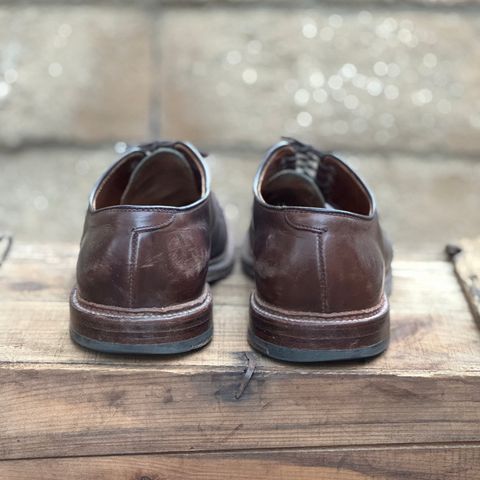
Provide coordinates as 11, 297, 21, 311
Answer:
75, 141, 228, 309
250, 139, 393, 314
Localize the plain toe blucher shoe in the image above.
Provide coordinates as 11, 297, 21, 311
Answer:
70, 141, 235, 354
242, 138, 393, 362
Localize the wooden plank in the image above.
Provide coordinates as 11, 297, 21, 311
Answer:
1, 445, 480, 479
447, 237, 480, 327
1, 363, 480, 459
0, 243, 480, 460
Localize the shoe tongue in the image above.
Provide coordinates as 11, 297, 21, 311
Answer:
120, 147, 198, 206
262, 170, 326, 208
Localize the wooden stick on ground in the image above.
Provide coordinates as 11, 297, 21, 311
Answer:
446, 239, 480, 328
0, 234, 13, 269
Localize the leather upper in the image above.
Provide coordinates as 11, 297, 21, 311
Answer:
248, 139, 393, 314
75, 141, 228, 309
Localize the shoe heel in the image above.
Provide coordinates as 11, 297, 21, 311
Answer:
70, 287, 213, 355
248, 293, 390, 362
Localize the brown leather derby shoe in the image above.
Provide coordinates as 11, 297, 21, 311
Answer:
242, 138, 393, 362
70, 141, 234, 354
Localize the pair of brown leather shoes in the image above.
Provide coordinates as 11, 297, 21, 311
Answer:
70, 138, 392, 362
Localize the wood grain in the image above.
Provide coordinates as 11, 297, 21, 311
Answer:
450, 237, 480, 327
1, 445, 480, 479
1, 243, 480, 462
1, 362, 480, 459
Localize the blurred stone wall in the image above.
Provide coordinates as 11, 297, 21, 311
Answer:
0, 0, 479, 258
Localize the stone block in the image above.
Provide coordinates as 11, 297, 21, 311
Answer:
0, 6, 152, 147
158, 8, 480, 154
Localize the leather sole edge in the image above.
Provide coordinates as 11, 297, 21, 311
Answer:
249, 293, 390, 362
70, 288, 213, 355
248, 330, 389, 362
71, 326, 213, 355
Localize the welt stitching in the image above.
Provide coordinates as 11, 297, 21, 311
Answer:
254, 292, 387, 318
252, 301, 387, 324
73, 287, 209, 314
252, 294, 388, 324
73, 292, 212, 319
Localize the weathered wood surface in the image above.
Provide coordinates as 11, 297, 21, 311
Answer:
2, 445, 480, 480
0, 243, 480, 465
448, 237, 480, 327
